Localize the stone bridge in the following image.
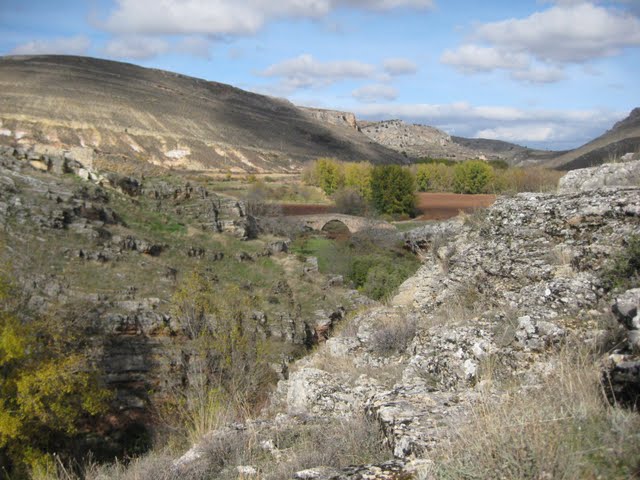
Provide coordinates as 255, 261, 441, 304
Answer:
300, 214, 395, 234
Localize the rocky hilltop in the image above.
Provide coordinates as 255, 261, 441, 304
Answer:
359, 120, 469, 160
172, 163, 640, 478
0, 55, 404, 173
358, 119, 557, 165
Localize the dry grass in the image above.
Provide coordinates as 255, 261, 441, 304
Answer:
370, 314, 417, 356
426, 345, 640, 480
71, 415, 389, 480
433, 281, 492, 326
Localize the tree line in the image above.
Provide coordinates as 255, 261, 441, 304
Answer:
303, 158, 562, 217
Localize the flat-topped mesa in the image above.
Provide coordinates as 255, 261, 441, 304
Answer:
300, 107, 358, 130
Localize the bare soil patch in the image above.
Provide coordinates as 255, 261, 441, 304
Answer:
415, 193, 496, 220
280, 193, 495, 220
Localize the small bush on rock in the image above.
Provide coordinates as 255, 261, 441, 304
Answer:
603, 235, 640, 291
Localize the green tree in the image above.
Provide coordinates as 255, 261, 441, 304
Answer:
313, 158, 345, 196
453, 161, 495, 194
343, 162, 373, 200
0, 271, 110, 476
370, 165, 416, 216
415, 163, 454, 192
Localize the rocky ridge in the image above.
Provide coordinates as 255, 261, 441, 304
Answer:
359, 120, 475, 160
175, 166, 640, 478
357, 119, 558, 165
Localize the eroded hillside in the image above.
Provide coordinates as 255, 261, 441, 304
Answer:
0, 55, 404, 174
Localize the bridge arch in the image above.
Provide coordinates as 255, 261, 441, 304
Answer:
301, 214, 396, 234
320, 219, 351, 238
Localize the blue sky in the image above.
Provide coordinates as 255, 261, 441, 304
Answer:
1, 0, 639, 150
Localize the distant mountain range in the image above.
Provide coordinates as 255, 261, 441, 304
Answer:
0, 55, 637, 172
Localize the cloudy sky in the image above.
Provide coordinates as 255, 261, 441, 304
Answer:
1, 0, 639, 150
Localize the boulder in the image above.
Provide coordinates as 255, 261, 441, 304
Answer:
558, 160, 640, 192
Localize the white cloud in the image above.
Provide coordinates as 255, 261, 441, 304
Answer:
441, 45, 528, 73
352, 102, 623, 148
104, 0, 433, 36
476, 3, 640, 63
344, 0, 434, 9
510, 65, 565, 83
103, 36, 170, 60
441, 2, 640, 84
175, 36, 212, 59
383, 57, 418, 75
10, 35, 90, 55
261, 54, 376, 90
475, 125, 558, 143
352, 84, 398, 102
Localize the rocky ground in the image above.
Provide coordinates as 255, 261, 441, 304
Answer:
2, 140, 639, 478
172, 161, 640, 479
0, 144, 370, 458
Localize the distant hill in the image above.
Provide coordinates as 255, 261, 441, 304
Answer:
545, 108, 640, 170
450, 136, 562, 165
0, 55, 404, 173
358, 119, 557, 165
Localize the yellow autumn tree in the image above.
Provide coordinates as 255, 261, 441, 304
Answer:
0, 268, 111, 477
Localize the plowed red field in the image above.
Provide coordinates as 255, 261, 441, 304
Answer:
415, 193, 495, 220
280, 204, 334, 215
279, 193, 495, 220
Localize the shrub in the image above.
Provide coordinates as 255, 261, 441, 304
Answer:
494, 167, 562, 193
370, 165, 416, 216
343, 162, 373, 200
415, 157, 456, 166
291, 237, 420, 301
371, 315, 417, 355
488, 159, 509, 170
244, 181, 282, 217
603, 235, 640, 291
169, 271, 278, 440
453, 160, 495, 194
332, 187, 368, 216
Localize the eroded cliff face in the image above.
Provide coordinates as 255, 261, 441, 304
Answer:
301, 108, 358, 131
174, 165, 640, 478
